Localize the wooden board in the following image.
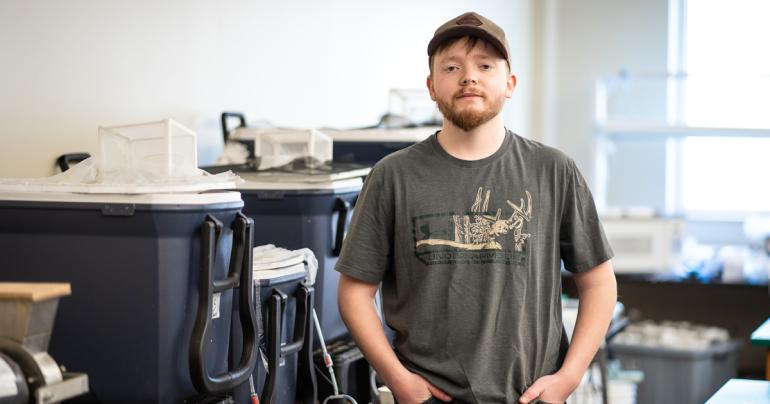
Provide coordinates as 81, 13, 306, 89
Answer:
0, 282, 71, 302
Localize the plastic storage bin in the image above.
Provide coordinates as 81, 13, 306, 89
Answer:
229, 128, 333, 170
325, 127, 435, 166
0, 191, 254, 403
98, 118, 198, 178
237, 181, 361, 345
231, 265, 315, 404
608, 339, 741, 404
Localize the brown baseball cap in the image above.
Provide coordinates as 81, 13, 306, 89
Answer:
427, 11, 510, 64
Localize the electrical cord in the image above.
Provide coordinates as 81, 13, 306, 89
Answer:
313, 309, 357, 404
248, 374, 259, 404
314, 363, 336, 386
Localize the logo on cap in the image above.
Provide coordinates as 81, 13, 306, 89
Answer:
456, 14, 483, 27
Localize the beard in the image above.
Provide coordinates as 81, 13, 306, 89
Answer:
435, 90, 506, 132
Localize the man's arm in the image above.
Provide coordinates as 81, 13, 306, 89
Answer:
338, 273, 452, 404
520, 260, 617, 403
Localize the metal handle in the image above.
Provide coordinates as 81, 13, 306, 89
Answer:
221, 112, 247, 143
189, 213, 258, 394
56, 153, 90, 172
261, 284, 313, 404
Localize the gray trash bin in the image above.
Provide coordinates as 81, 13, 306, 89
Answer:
609, 339, 742, 404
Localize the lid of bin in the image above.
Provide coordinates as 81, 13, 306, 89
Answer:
0, 283, 71, 302
0, 190, 242, 205
253, 251, 306, 271
237, 176, 363, 192
324, 127, 438, 143
238, 168, 369, 183
0, 181, 240, 195
253, 264, 306, 285
609, 339, 742, 360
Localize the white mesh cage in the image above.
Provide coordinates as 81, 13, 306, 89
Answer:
98, 118, 198, 179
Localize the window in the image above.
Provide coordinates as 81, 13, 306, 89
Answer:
680, 136, 770, 213
670, 0, 770, 215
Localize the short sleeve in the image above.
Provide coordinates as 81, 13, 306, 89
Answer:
559, 159, 614, 273
335, 164, 395, 284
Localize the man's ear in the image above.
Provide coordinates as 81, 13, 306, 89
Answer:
427, 75, 437, 101
506, 74, 517, 98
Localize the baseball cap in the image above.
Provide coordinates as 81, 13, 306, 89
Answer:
427, 11, 510, 65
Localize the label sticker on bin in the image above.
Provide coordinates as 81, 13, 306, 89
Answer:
212, 293, 221, 319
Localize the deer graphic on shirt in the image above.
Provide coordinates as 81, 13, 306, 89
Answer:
416, 187, 533, 251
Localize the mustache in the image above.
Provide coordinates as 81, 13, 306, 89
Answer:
454, 88, 484, 98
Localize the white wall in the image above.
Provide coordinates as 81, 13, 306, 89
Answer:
536, 0, 670, 181
0, 0, 533, 177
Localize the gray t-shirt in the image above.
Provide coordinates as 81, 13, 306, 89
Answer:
336, 130, 613, 403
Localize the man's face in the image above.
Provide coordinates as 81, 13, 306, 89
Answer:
427, 38, 516, 132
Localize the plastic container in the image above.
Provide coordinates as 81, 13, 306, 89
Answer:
229, 128, 333, 170
325, 127, 434, 166
98, 118, 198, 178
237, 180, 361, 345
1, 119, 239, 195
230, 264, 315, 404
0, 191, 253, 403
608, 339, 741, 404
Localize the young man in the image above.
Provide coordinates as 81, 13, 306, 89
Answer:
336, 11, 617, 404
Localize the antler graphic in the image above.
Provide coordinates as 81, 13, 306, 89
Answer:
423, 189, 534, 252
471, 187, 492, 212
506, 191, 532, 222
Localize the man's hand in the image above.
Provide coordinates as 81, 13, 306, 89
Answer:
518, 371, 580, 404
391, 371, 452, 404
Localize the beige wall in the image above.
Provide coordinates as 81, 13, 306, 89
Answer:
0, 0, 533, 177
0, 0, 669, 179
